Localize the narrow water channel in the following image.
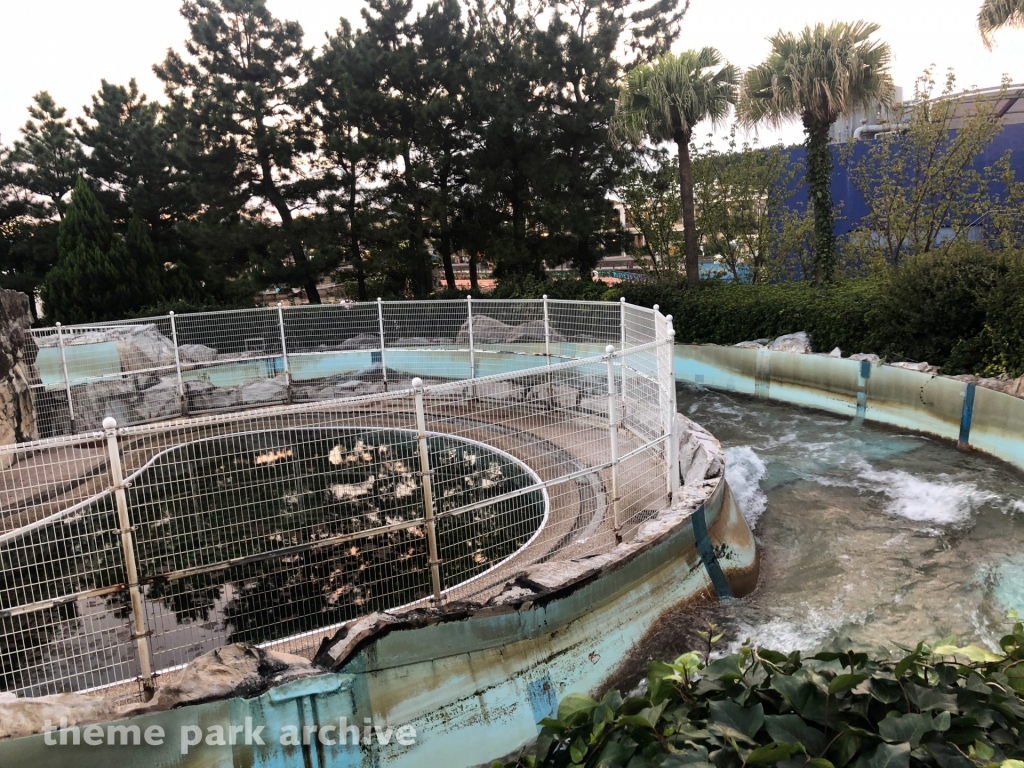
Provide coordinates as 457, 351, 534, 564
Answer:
679, 382, 1024, 654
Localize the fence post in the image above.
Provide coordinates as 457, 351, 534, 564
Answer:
277, 303, 291, 401
466, 296, 476, 399
56, 323, 76, 433
543, 294, 551, 366
169, 312, 186, 416
664, 315, 680, 498
377, 297, 389, 391
605, 346, 621, 539
412, 378, 443, 603
103, 417, 154, 698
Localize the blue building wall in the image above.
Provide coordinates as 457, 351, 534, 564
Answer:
784, 121, 1024, 236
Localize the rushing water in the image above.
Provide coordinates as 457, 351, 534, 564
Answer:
678, 382, 1024, 655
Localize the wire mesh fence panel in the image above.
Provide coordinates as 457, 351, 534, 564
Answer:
0, 433, 140, 697
6, 301, 678, 697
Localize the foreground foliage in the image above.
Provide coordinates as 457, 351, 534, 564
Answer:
496, 628, 1024, 768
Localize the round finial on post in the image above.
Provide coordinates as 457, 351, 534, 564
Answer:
102, 417, 117, 430
55, 322, 61, 328
653, 304, 659, 312
605, 344, 616, 355
665, 314, 672, 322
542, 294, 548, 300
620, 297, 626, 303
411, 377, 424, 389
169, 310, 174, 316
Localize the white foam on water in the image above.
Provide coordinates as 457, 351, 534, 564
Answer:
860, 467, 998, 526
724, 446, 769, 528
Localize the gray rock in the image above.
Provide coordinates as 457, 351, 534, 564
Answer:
733, 341, 766, 350
137, 376, 181, 422
767, 331, 812, 354
888, 361, 939, 375
36, 324, 177, 373
675, 413, 724, 487
949, 373, 1024, 399
186, 380, 241, 412
828, 347, 842, 358
238, 378, 289, 405
849, 353, 880, 364
177, 343, 218, 364
0, 289, 37, 454
337, 333, 381, 351
515, 561, 595, 591
455, 315, 565, 346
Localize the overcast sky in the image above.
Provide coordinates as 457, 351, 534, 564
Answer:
1, 0, 1021, 148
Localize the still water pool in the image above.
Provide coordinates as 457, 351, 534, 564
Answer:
678, 382, 1024, 654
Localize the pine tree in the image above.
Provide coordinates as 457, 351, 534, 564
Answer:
10, 92, 84, 221
41, 178, 143, 323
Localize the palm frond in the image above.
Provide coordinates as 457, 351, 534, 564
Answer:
978, 0, 1024, 47
738, 20, 893, 130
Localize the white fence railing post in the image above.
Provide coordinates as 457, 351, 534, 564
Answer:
103, 417, 154, 698
55, 322, 76, 432
412, 378, 443, 603
606, 345, 621, 539
277, 302, 291, 401
543, 294, 551, 366
169, 311, 186, 416
663, 315, 680, 498
377, 297, 389, 392
466, 296, 476, 399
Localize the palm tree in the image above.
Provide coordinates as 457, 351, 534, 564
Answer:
739, 21, 892, 283
978, 0, 1024, 47
611, 49, 738, 288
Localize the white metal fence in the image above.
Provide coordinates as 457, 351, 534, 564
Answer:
2, 300, 677, 702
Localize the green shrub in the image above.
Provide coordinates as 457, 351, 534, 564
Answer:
495, 628, 1024, 768
620, 280, 877, 354
864, 247, 1011, 374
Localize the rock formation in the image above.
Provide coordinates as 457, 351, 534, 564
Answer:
0, 289, 38, 454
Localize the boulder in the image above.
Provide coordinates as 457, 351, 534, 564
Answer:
70, 378, 136, 431
186, 380, 241, 413
767, 331, 812, 354
337, 333, 381, 351
888, 361, 939, 375
674, 413, 724, 487
177, 344, 218, 364
35, 324, 177, 373
733, 341, 766, 350
137, 376, 182, 422
0, 289, 38, 455
948, 373, 1024, 399
455, 315, 565, 346
849, 353, 880, 364
237, 378, 289, 406
828, 347, 842, 358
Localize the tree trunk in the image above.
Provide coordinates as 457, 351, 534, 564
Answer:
469, 252, 479, 293
803, 116, 837, 284
676, 134, 700, 289
439, 164, 457, 291
348, 170, 367, 302
255, 132, 321, 304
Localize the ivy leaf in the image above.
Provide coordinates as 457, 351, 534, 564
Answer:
765, 714, 827, 756
772, 671, 829, 724
829, 674, 868, 696
877, 713, 936, 747
808, 760, 836, 768
746, 741, 805, 765
558, 693, 599, 723
708, 700, 765, 744
905, 684, 958, 714
855, 742, 910, 768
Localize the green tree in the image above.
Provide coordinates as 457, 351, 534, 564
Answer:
9, 93, 84, 222
740, 21, 893, 283
610, 48, 739, 288
616, 155, 684, 279
978, 0, 1024, 46
691, 130, 802, 283
155, 0, 326, 304
841, 70, 1024, 270
40, 178, 146, 323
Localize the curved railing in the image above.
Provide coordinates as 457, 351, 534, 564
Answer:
0, 300, 678, 701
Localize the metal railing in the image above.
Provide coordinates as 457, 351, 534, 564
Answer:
2, 300, 678, 701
